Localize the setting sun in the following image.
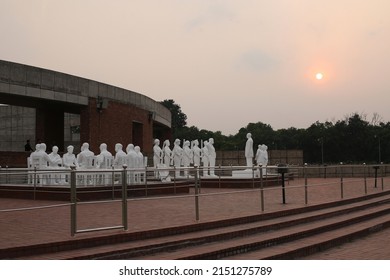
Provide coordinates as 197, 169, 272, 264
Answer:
316, 73, 324, 80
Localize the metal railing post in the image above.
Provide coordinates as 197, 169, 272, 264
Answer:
145, 166, 148, 196
194, 166, 200, 221
122, 164, 128, 230
218, 165, 221, 188
33, 167, 37, 200
363, 163, 367, 195
260, 165, 264, 212
252, 165, 255, 188
111, 165, 115, 199
70, 166, 77, 237
304, 163, 308, 205
340, 162, 344, 199
122, 165, 128, 231
381, 163, 384, 190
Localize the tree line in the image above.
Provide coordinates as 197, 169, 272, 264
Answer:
160, 100, 389, 164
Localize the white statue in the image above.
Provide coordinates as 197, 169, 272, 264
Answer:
172, 138, 183, 178
77, 142, 95, 168
134, 146, 144, 183
48, 146, 62, 167
63, 145, 78, 168
48, 146, 62, 184
192, 139, 201, 167
62, 145, 77, 183
201, 140, 210, 176
182, 140, 193, 178
162, 139, 172, 167
113, 143, 127, 169
96, 143, 113, 168
126, 144, 137, 183
207, 138, 217, 177
256, 144, 269, 176
245, 133, 254, 167
30, 143, 51, 184
153, 139, 163, 178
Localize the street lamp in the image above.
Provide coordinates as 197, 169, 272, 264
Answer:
318, 137, 324, 164
374, 135, 381, 163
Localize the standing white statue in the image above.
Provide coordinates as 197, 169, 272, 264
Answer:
201, 140, 210, 176
48, 146, 62, 184
30, 143, 51, 185
192, 140, 201, 167
77, 142, 95, 168
256, 144, 269, 176
153, 139, 163, 178
63, 145, 78, 168
245, 133, 254, 168
126, 144, 137, 183
134, 146, 144, 183
182, 140, 193, 178
96, 143, 113, 168
113, 143, 127, 169
62, 145, 77, 183
207, 138, 217, 177
172, 139, 183, 178
162, 139, 172, 167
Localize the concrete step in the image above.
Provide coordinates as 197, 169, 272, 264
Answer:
14, 193, 390, 260
128, 204, 390, 260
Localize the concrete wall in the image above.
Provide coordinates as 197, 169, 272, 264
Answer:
0, 60, 171, 127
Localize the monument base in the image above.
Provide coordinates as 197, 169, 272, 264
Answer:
232, 169, 256, 178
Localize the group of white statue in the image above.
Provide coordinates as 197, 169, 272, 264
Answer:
153, 133, 269, 180
27, 132, 269, 184
153, 138, 217, 180
28, 142, 147, 185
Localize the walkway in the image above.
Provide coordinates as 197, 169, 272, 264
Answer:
0, 177, 389, 259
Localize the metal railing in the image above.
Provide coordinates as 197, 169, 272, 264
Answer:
0, 164, 389, 237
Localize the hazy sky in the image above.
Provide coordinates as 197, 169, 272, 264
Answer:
1, 0, 390, 135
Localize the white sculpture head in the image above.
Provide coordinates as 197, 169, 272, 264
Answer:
135, 146, 141, 153
163, 139, 170, 147
209, 138, 214, 145
67, 145, 74, 154
127, 144, 134, 153
52, 146, 58, 154
246, 133, 252, 139
115, 143, 122, 152
154, 139, 160, 146
100, 143, 107, 152
41, 143, 47, 152
193, 139, 199, 147
174, 139, 180, 145
184, 140, 190, 147
81, 142, 89, 151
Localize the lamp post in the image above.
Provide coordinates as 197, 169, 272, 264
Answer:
318, 137, 324, 165
374, 135, 381, 164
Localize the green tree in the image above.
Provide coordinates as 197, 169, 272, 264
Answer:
159, 99, 187, 138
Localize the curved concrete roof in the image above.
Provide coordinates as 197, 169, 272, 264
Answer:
0, 60, 171, 127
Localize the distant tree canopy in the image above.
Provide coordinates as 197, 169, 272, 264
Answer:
159, 99, 187, 136
160, 99, 390, 164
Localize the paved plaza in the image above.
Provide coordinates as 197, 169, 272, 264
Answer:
0, 177, 389, 259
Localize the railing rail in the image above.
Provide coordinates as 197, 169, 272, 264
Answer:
1, 163, 389, 236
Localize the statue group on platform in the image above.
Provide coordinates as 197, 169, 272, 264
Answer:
27, 132, 269, 184
28, 142, 147, 185
153, 137, 217, 180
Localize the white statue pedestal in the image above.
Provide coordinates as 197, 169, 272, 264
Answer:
232, 169, 255, 179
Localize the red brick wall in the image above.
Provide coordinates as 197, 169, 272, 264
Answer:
0, 152, 30, 167
80, 98, 154, 155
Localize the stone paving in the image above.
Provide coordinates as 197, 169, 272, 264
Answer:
0, 176, 389, 259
